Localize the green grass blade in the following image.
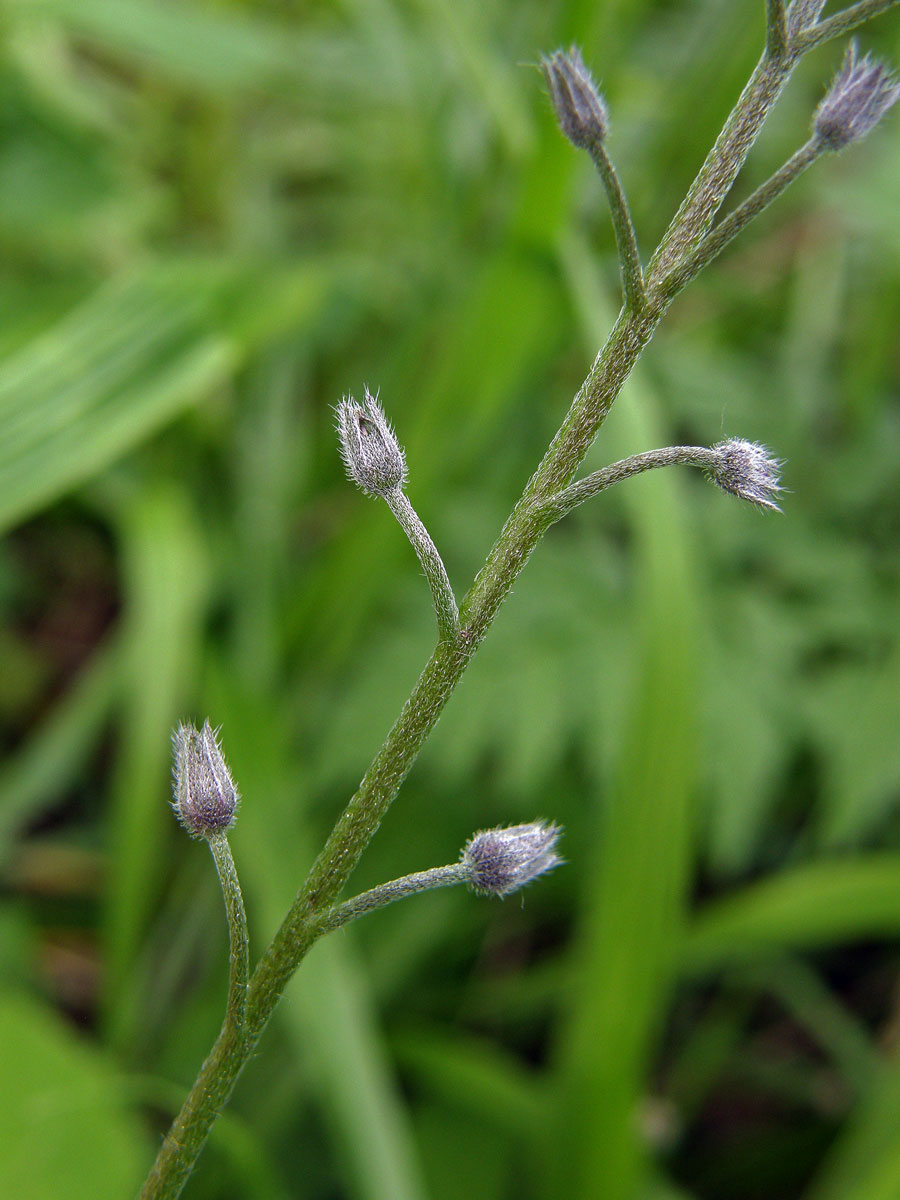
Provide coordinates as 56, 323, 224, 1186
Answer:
683, 856, 900, 975
0, 270, 234, 534
805, 1066, 900, 1200
0, 260, 331, 535
393, 1027, 548, 1140
10, 0, 388, 101
0, 635, 120, 868
103, 483, 209, 1049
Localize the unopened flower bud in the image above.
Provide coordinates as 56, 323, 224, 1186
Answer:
814, 42, 900, 151
336, 388, 407, 497
462, 821, 562, 897
707, 439, 783, 512
541, 47, 608, 150
172, 720, 239, 839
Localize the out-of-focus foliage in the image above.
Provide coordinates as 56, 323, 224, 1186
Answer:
1, 1, 899, 1197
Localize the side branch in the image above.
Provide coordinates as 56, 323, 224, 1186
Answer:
208, 834, 249, 1032
787, 0, 828, 34
657, 137, 823, 301
539, 446, 718, 522
540, 439, 783, 521
797, 0, 900, 51
314, 821, 564, 937
141, 835, 250, 1200
649, 51, 795, 281
317, 864, 470, 935
385, 490, 460, 642
588, 143, 646, 311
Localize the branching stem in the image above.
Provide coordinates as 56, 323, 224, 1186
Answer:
648, 50, 795, 283
138, 4, 900, 1194
657, 137, 824, 302
788, 0, 828, 36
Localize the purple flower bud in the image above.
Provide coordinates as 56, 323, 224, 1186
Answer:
336, 388, 407, 498
462, 821, 562, 897
707, 439, 783, 512
172, 721, 239, 839
541, 47, 608, 150
814, 42, 900, 151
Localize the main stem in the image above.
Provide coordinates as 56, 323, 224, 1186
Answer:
649, 47, 795, 281
247, 303, 661, 1018
141, 834, 249, 1200
658, 138, 823, 302
139, 301, 662, 1199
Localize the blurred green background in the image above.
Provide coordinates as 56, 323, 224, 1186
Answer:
1, 1, 900, 1197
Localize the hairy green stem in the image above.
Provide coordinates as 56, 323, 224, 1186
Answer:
649, 48, 795, 282
138, 299, 664, 1200
208, 834, 249, 1030
587, 142, 646, 311
140, 834, 248, 1200
658, 137, 824, 302
788, 0, 828, 35
385, 489, 459, 642
317, 863, 470, 935
796, 0, 900, 51
539, 445, 719, 523
767, 0, 789, 58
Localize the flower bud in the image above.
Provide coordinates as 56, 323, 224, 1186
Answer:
541, 47, 608, 150
462, 821, 562, 897
336, 388, 407, 498
172, 720, 239, 839
814, 42, 900, 151
707, 439, 783, 512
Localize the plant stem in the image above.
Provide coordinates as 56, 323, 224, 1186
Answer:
316, 863, 470, 935
208, 833, 249, 1030
258, 307, 663, 974
138, 299, 665, 1200
139, 1026, 243, 1200
767, 0, 789, 59
139, 835, 248, 1200
138, 4, 898, 1189
587, 142, 646, 312
787, 0, 828, 36
796, 0, 900, 51
539, 446, 719, 523
384, 489, 459, 642
649, 47, 795, 283
658, 137, 823, 302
